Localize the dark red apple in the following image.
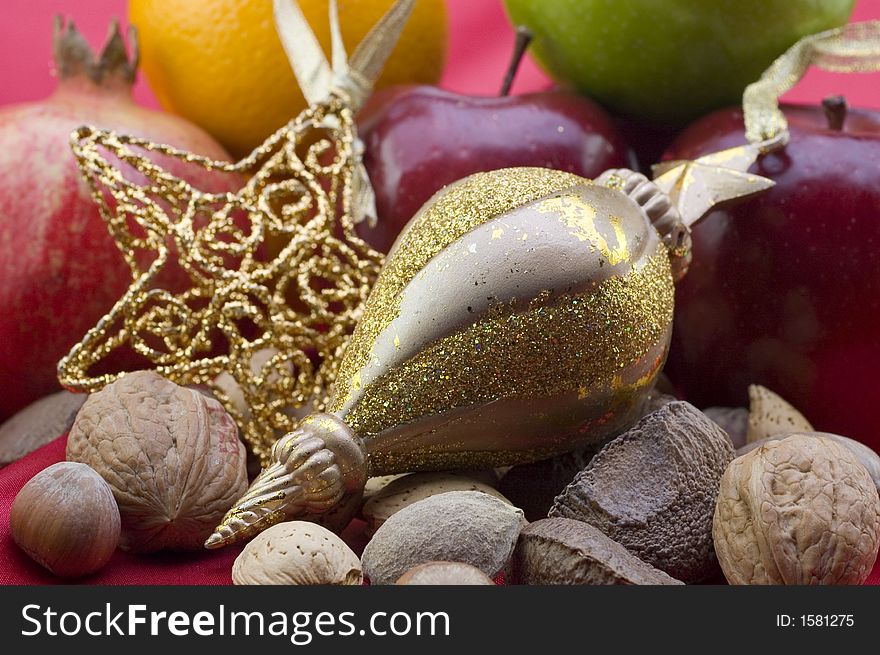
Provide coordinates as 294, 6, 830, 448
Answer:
356, 29, 630, 252
663, 99, 880, 450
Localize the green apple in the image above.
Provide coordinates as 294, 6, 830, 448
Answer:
503, 0, 854, 125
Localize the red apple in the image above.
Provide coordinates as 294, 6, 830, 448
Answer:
663, 99, 880, 450
356, 29, 630, 253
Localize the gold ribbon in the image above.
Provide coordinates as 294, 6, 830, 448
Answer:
744, 20, 880, 145
273, 0, 415, 226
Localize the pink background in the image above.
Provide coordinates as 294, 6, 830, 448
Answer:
1, 0, 879, 110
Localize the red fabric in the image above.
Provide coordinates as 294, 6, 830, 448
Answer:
1, 434, 878, 585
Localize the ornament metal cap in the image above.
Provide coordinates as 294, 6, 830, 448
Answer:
597, 140, 777, 281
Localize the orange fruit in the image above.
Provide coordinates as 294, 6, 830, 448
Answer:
130, 0, 448, 157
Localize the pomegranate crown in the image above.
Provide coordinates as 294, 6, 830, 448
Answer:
53, 16, 138, 86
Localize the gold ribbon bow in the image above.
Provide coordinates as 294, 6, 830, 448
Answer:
276, 0, 415, 226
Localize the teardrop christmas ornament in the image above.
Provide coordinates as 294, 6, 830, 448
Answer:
208, 150, 775, 548
334, 168, 673, 472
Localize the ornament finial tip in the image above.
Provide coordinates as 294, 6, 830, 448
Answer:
204, 532, 224, 550
209, 413, 368, 547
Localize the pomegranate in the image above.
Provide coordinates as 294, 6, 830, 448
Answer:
0, 19, 239, 421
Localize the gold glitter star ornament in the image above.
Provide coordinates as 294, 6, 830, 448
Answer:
57, 0, 422, 463
208, 143, 777, 548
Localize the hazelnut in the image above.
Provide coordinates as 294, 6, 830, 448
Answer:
11, 462, 120, 578
232, 521, 362, 585
67, 371, 248, 553
714, 434, 880, 585
396, 562, 495, 585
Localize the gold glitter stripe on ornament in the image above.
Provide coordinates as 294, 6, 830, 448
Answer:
345, 248, 674, 442
335, 181, 657, 418
367, 444, 579, 477
332, 167, 587, 410
744, 21, 880, 145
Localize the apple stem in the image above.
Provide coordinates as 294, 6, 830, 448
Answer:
499, 26, 533, 97
822, 95, 847, 131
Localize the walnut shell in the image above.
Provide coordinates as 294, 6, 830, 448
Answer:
232, 521, 362, 585
550, 401, 734, 583
11, 462, 120, 578
738, 431, 880, 492
66, 371, 248, 553
714, 435, 880, 585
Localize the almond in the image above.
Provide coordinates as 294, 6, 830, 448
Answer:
746, 384, 813, 443
232, 521, 362, 585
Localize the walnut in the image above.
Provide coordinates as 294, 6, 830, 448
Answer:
714, 434, 880, 585
66, 371, 248, 553
738, 431, 880, 492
